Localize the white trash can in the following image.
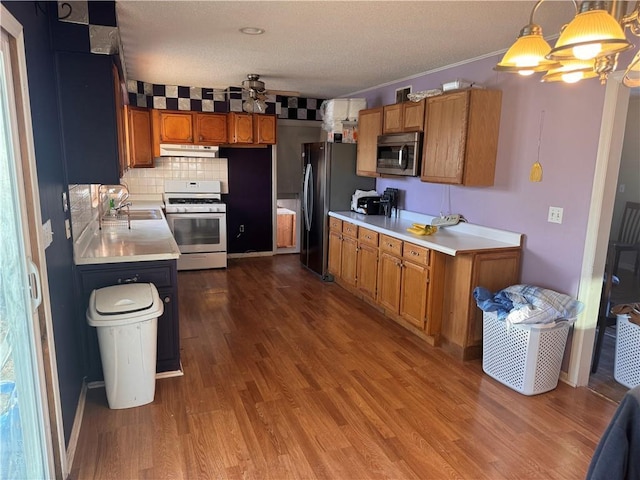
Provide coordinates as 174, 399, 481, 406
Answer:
87, 283, 163, 409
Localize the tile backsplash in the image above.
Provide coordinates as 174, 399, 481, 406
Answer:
121, 156, 229, 194
69, 184, 97, 240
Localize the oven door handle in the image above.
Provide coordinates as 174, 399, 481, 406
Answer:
303, 163, 313, 231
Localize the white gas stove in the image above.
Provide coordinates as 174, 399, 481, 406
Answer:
163, 180, 227, 270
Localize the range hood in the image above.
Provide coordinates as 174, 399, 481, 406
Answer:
159, 144, 219, 158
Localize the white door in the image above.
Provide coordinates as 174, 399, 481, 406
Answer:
1, 15, 54, 480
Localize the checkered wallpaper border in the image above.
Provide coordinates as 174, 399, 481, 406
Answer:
127, 80, 325, 121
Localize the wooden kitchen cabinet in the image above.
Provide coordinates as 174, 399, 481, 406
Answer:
383, 103, 403, 133
125, 106, 154, 168
227, 112, 254, 144
421, 89, 502, 186
356, 107, 382, 177
383, 100, 425, 134
399, 243, 430, 329
340, 223, 359, 287
356, 227, 379, 300
195, 112, 228, 144
377, 235, 403, 313
77, 260, 181, 381
253, 114, 277, 144
155, 110, 195, 143
327, 218, 343, 277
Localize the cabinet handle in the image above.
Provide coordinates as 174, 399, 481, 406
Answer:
164, 296, 171, 303
410, 250, 419, 256
199, 135, 203, 141
119, 275, 139, 284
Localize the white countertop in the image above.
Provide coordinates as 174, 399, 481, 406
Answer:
74, 205, 180, 265
329, 210, 522, 256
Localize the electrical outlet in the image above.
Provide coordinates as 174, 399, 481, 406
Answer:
548, 206, 563, 224
65, 219, 72, 239
239, 224, 245, 233
431, 214, 460, 227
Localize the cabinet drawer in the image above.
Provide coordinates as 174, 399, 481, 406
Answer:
358, 227, 378, 246
380, 234, 402, 255
342, 222, 358, 238
403, 243, 430, 266
329, 217, 342, 231
80, 265, 173, 292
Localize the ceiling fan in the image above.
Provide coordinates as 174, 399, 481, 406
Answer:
225, 74, 301, 113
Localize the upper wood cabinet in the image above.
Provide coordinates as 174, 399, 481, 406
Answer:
156, 110, 195, 143
421, 89, 502, 186
195, 113, 227, 144
113, 64, 128, 176
253, 115, 277, 144
356, 107, 382, 177
383, 100, 425, 134
125, 106, 154, 168
227, 112, 254, 144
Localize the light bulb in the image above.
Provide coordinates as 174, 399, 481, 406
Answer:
561, 71, 584, 83
573, 43, 601, 60
518, 70, 535, 76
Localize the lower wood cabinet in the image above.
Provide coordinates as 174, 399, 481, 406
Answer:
77, 260, 180, 381
329, 218, 520, 359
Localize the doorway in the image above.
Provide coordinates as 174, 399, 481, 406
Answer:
274, 119, 322, 254
588, 90, 640, 402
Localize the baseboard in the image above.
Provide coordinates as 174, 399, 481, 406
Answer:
87, 367, 184, 389
227, 251, 274, 259
559, 370, 575, 387
66, 380, 87, 472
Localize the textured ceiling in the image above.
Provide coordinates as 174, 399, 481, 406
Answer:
116, 1, 577, 98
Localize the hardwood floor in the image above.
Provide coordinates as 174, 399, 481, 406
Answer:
71, 255, 620, 479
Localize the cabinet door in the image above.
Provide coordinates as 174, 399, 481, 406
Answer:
55, 52, 120, 184
357, 243, 378, 300
195, 113, 227, 144
254, 114, 277, 144
400, 260, 429, 329
113, 64, 128, 176
158, 111, 195, 143
340, 235, 358, 287
377, 251, 402, 314
383, 104, 403, 133
356, 107, 382, 177
126, 106, 154, 168
328, 230, 342, 277
403, 100, 425, 132
421, 91, 469, 184
156, 288, 180, 372
228, 112, 254, 143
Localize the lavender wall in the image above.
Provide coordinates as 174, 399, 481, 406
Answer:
363, 54, 610, 297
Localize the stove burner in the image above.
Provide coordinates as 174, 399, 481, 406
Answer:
168, 198, 221, 205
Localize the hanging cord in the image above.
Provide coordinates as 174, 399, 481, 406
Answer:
530, 110, 545, 182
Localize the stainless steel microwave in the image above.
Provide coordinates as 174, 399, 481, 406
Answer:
376, 132, 422, 176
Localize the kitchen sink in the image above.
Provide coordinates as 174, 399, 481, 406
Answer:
127, 209, 163, 220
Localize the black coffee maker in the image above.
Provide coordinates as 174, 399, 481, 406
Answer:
380, 188, 399, 217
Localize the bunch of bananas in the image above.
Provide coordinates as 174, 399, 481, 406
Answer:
406, 223, 438, 236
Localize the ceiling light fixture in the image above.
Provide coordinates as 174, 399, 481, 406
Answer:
239, 27, 265, 35
495, 0, 640, 86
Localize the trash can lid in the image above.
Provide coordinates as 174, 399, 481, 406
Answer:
95, 283, 156, 315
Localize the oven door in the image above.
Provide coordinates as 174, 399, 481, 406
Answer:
165, 212, 227, 254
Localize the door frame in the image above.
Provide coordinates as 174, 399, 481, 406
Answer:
569, 71, 631, 387
1, 6, 66, 478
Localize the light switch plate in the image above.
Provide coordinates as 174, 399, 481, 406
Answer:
42, 219, 53, 249
548, 206, 563, 224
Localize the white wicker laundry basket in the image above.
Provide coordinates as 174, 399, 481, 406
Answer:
614, 314, 640, 389
482, 311, 570, 396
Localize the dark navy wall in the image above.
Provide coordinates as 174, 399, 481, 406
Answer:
3, 1, 84, 446
221, 148, 273, 253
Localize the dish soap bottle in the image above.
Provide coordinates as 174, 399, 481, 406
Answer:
109, 198, 116, 216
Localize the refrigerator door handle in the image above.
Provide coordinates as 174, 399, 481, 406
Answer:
303, 163, 313, 231
303, 164, 312, 231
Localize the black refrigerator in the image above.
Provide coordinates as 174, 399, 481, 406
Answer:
300, 142, 375, 278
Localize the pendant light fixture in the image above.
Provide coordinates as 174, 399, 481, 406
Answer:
495, 0, 640, 86
547, 2, 632, 62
